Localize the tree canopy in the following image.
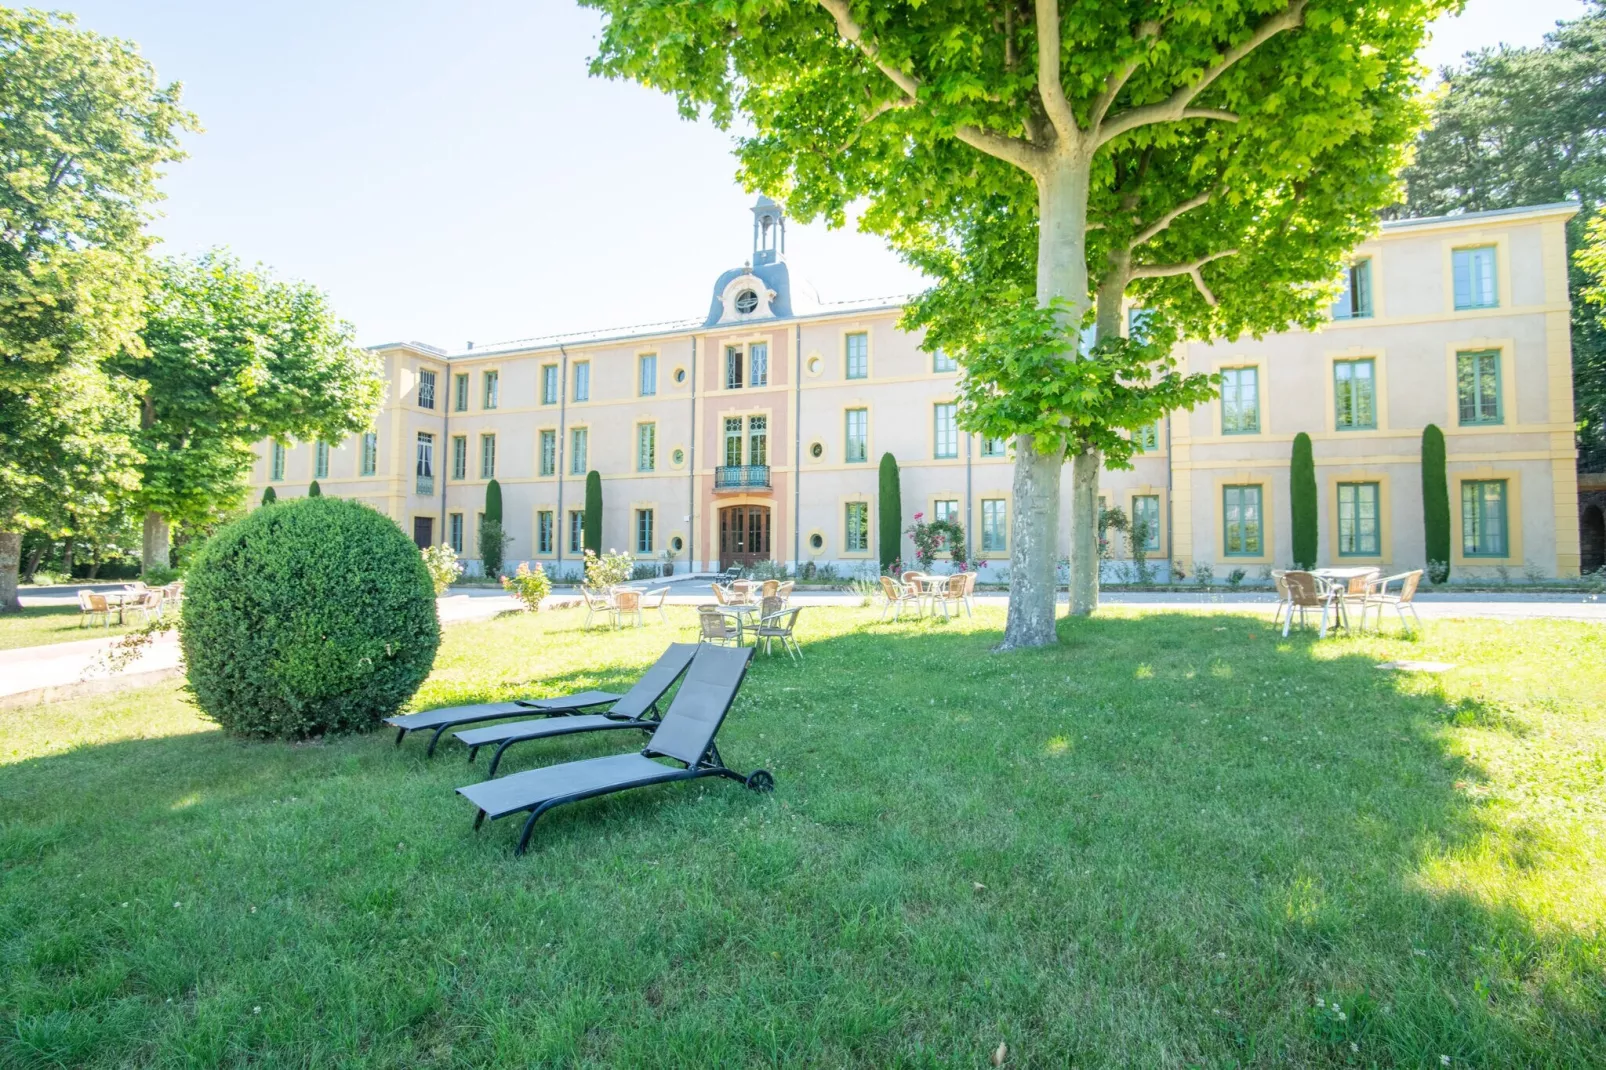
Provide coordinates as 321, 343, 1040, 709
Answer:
583, 0, 1450, 642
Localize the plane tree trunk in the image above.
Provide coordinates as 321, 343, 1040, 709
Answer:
0, 531, 21, 613
142, 511, 170, 573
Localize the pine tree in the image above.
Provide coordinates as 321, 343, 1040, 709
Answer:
1290, 433, 1317, 568
878, 453, 902, 571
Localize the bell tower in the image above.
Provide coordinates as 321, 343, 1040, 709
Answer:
752, 195, 785, 267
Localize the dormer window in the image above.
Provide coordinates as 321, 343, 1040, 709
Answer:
735, 289, 759, 314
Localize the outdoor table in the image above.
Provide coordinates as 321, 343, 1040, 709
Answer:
715, 602, 759, 642
1311, 567, 1378, 632
103, 590, 136, 624
909, 575, 949, 612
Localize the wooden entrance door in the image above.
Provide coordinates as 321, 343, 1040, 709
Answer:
413, 516, 434, 550
718, 506, 771, 570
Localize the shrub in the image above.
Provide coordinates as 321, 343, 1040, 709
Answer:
583, 548, 633, 588
260, 486, 277, 506
142, 564, 182, 586
1194, 561, 1215, 587
421, 543, 463, 595
1290, 432, 1317, 568
583, 471, 602, 555
484, 479, 503, 525
501, 562, 551, 610
905, 512, 969, 571
307, 480, 322, 498
1226, 568, 1247, 588
878, 453, 902, 570
181, 497, 440, 740
1422, 424, 1450, 583
478, 519, 509, 577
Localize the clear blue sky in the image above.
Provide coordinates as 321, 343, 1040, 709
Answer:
67, 0, 1592, 350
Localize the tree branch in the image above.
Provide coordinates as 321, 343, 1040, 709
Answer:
817, 0, 920, 100
838, 97, 914, 151
1034, 0, 1078, 140
1130, 249, 1239, 305
1089, 20, 1160, 129
1095, 0, 1307, 147
954, 125, 1044, 171
1129, 187, 1217, 250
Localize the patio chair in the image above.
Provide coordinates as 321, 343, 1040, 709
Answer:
77, 589, 112, 629
719, 564, 743, 583
760, 579, 780, 599
160, 581, 185, 609
638, 586, 671, 624
455, 642, 702, 775
1281, 571, 1341, 638
457, 644, 772, 855
711, 583, 736, 606
698, 604, 743, 646
580, 586, 614, 628
124, 588, 165, 625
1361, 570, 1424, 634
933, 574, 968, 619
384, 644, 698, 756
754, 604, 803, 661
1270, 570, 1291, 629
959, 570, 977, 614
774, 580, 795, 605
878, 575, 921, 621
900, 570, 926, 588
611, 588, 643, 629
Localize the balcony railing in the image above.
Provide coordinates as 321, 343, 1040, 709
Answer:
715, 464, 770, 491
416, 474, 435, 496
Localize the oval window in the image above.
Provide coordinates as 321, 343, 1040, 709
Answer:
673, 367, 687, 384
670, 535, 684, 552
806, 355, 822, 376
809, 533, 824, 550
671, 448, 685, 466
735, 289, 759, 314
809, 441, 824, 459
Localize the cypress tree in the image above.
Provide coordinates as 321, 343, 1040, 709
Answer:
878, 452, 902, 570
307, 480, 322, 498
1289, 433, 1317, 568
583, 470, 603, 555
1422, 424, 1450, 581
260, 486, 277, 506
484, 479, 503, 525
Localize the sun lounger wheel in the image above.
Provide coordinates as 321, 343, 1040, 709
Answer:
744, 769, 775, 793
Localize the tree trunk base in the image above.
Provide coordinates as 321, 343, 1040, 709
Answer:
1000, 441, 1063, 648
1067, 450, 1101, 616
142, 511, 171, 574
0, 531, 22, 613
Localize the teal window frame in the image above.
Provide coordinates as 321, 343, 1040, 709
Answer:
934, 403, 958, 459
417, 369, 436, 410
1457, 349, 1503, 425
750, 342, 768, 387
637, 422, 656, 472
724, 417, 744, 467
540, 364, 558, 405
635, 508, 654, 554
569, 427, 587, 475
539, 430, 556, 476
1222, 484, 1263, 557
1461, 480, 1509, 557
537, 511, 554, 555
844, 408, 868, 463
1220, 367, 1260, 435
747, 415, 767, 467
479, 434, 495, 480
568, 509, 584, 553
571, 362, 588, 403
724, 346, 743, 390
314, 440, 329, 479
933, 347, 957, 373
1453, 246, 1499, 310
270, 442, 286, 481
1333, 358, 1377, 430
845, 332, 869, 379
1332, 258, 1373, 319
1132, 495, 1161, 551
638, 353, 657, 396
981, 499, 1007, 552
1133, 421, 1159, 453
844, 501, 869, 551
360, 432, 377, 476
981, 436, 1008, 458
1336, 481, 1381, 557
451, 435, 467, 480
481, 370, 499, 410
453, 373, 468, 412
934, 499, 959, 524
448, 513, 463, 554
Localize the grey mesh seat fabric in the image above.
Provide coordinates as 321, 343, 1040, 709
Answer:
457, 644, 773, 854
384, 643, 698, 756
453, 642, 703, 775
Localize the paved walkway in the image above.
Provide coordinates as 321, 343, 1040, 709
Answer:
4, 581, 1599, 705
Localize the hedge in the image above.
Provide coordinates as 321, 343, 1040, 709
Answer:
181, 497, 440, 739
1290, 432, 1317, 568
878, 452, 902, 570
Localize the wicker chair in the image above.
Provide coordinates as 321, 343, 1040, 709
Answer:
879, 575, 921, 620
711, 583, 734, 605
160, 581, 184, 609
933, 573, 969, 619
611, 588, 643, 628
1281, 571, 1341, 638
580, 586, 614, 628
77, 589, 112, 629
774, 580, 795, 605
959, 570, 977, 614
124, 588, 165, 625
1361, 570, 1424, 634
760, 579, 780, 599
755, 605, 804, 661
900, 570, 926, 588
697, 604, 742, 645
1270, 570, 1291, 629
638, 586, 671, 624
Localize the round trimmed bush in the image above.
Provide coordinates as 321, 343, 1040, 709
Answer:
182, 497, 440, 739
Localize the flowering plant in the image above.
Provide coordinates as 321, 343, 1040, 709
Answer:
501, 562, 551, 610
904, 512, 969, 571
582, 548, 634, 589
421, 543, 463, 595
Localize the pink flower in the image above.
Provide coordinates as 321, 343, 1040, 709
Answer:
913, 512, 924, 520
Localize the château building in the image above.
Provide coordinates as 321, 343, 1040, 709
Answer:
251, 197, 1584, 581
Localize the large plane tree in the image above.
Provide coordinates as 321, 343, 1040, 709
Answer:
582, 0, 1451, 646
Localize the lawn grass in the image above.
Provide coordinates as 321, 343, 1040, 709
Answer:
0, 604, 146, 652
1, 605, 1602, 1067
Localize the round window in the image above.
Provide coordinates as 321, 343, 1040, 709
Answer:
809, 441, 824, 459
806, 355, 822, 376
671, 447, 685, 466
735, 289, 759, 314
673, 367, 687, 384
809, 533, 824, 550
670, 535, 684, 552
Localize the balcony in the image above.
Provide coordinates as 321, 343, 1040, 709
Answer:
714, 464, 771, 493
416, 474, 434, 496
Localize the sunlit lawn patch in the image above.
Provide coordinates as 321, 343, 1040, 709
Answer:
1, 606, 1601, 1066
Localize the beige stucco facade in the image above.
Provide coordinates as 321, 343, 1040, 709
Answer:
250, 200, 1581, 582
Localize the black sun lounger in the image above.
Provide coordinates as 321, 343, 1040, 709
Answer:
455, 642, 704, 775
384, 643, 698, 756
457, 644, 772, 854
